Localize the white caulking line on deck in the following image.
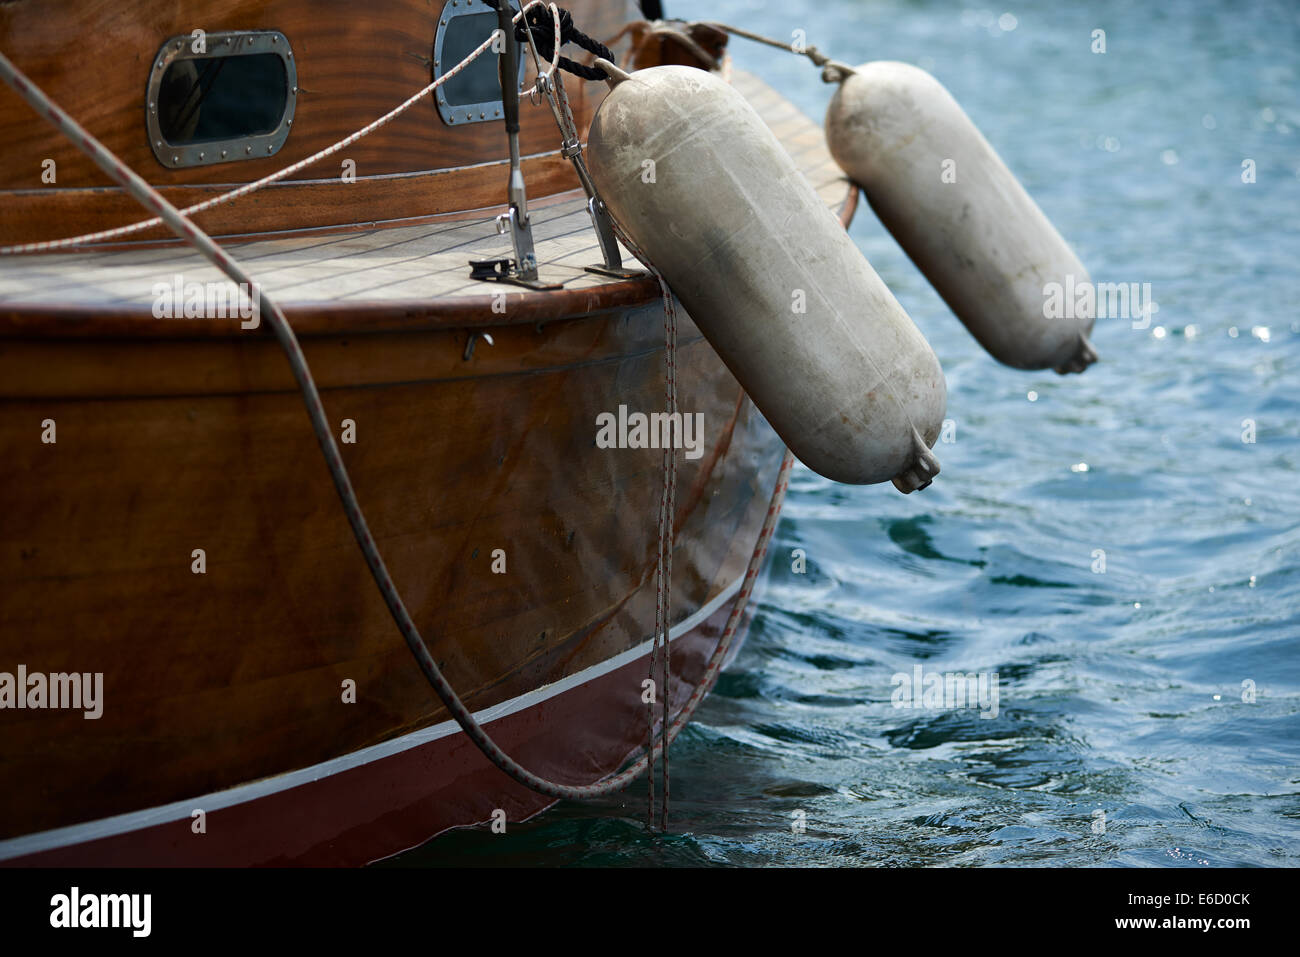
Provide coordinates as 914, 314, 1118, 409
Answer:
0, 572, 745, 861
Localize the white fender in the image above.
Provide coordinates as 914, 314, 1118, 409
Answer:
586, 65, 945, 491
826, 61, 1097, 374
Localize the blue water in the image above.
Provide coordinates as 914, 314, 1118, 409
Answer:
408, 0, 1300, 866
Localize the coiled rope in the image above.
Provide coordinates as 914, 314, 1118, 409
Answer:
513, 4, 618, 81
0, 47, 794, 808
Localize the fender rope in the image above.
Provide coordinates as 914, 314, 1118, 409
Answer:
0, 50, 794, 806
695, 20, 856, 84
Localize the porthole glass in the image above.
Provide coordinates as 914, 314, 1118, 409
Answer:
147, 31, 297, 168
434, 1, 526, 126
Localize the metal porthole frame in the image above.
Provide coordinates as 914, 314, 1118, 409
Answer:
434, 0, 526, 127
145, 30, 298, 170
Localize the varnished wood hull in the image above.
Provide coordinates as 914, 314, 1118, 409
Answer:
0, 0, 715, 245
0, 0, 854, 864
1, 583, 761, 865
0, 299, 786, 863
0, 248, 849, 867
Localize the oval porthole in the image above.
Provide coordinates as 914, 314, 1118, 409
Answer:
147, 31, 297, 168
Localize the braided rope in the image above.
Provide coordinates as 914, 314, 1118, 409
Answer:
648, 438, 660, 827
696, 21, 855, 83
0, 50, 792, 806
658, 274, 678, 831
515, 5, 618, 81
647, 584, 657, 826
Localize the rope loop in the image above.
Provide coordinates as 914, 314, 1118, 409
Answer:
515, 4, 617, 80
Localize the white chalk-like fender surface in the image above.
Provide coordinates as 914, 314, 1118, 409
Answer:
587, 65, 945, 492
827, 61, 1097, 374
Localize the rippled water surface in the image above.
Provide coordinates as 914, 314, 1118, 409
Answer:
406, 0, 1300, 866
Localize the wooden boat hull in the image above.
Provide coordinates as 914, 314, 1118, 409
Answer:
1, 573, 760, 866
0, 298, 786, 865
0, 0, 853, 862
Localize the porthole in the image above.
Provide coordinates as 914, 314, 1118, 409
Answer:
434, 0, 526, 126
146, 31, 297, 169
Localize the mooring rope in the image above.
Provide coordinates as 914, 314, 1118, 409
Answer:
0, 50, 793, 808
658, 275, 678, 831
519, 12, 676, 826
647, 273, 678, 831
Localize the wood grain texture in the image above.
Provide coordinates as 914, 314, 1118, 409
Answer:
0, 152, 584, 245
0, 70, 855, 339
0, 62, 855, 842
0, 302, 783, 837
0, 0, 646, 242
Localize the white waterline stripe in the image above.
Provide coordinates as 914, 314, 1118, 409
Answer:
0, 573, 744, 861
